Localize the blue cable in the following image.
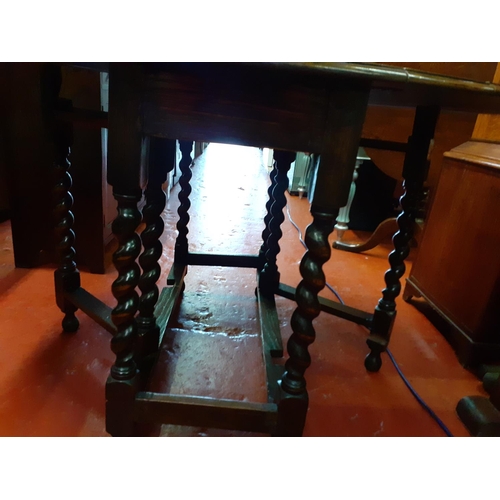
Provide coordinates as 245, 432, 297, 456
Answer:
285, 202, 454, 437
385, 348, 453, 437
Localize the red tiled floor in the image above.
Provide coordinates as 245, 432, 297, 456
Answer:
0, 143, 486, 436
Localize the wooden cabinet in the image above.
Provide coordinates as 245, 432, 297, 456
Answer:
403, 141, 500, 367
2, 64, 113, 273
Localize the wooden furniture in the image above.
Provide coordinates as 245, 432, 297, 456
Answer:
43, 63, 500, 436
415, 141, 500, 436
334, 147, 371, 242
403, 141, 500, 367
334, 62, 498, 254
2, 64, 113, 274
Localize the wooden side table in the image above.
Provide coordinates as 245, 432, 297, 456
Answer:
45, 63, 500, 436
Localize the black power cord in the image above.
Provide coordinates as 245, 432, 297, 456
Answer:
285, 203, 454, 437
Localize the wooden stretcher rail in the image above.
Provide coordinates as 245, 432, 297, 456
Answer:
256, 285, 284, 358
186, 252, 261, 269
64, 287, 116, 334
156, 264, 188, 345
134, 392, 278, 433
360, 138, 408, 153
256, 282, 285, 403
277, 283, 373, 328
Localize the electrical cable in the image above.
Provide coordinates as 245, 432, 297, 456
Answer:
285, 201, 454, 437
385, 349, 453, 437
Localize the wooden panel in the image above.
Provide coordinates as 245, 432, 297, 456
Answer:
409, 146, 500, 342
380, 62, 497, 82
107, 63, 148, 191
2, 63, 110, 273
143, 64, 332, 153
364, 110, 476, 189
60, 66, 107, 273
473, 63, 500, 142
2, 63, 55, 268
362, 64, 496, 188
445, 140, 500, 170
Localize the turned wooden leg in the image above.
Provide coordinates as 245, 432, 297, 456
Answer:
334, 156, 363, 242
174, 141, 194, 266
365, 105, 440, 372
277, 208, 336, 436
259, 150, 296, 295
136, 137, 175, 375
258, 161, 279, 269
273, 87, 369, 435
105, 189, 142, 437
52, 109, 80, 333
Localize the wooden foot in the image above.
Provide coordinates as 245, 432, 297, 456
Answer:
364, 350, 383, 372
106, 375, 140, 437
334, 218, 398, 253
456, 396, 500, 437
274, 388, 308, 437
62, 312, 79, 333
403, 278, 422, 303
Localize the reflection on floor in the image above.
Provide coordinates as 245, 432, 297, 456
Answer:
0, 143, 485, 436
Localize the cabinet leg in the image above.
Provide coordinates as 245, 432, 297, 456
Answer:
402, 279, 421, 303
106, 189, 142, 437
